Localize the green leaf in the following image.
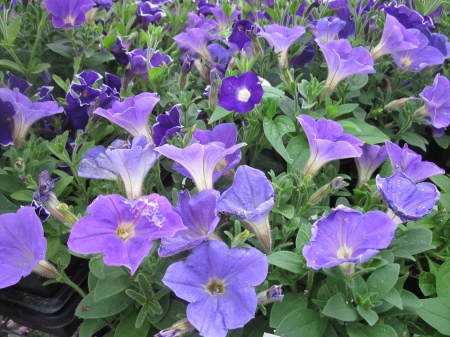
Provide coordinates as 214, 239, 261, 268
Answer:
366, 264, 400, 301
45, 236, 60, 261
383, 288, 402, 309
94, 269, 133, 301
436, 260, 450, 298
0, 174, 24, 194
263, 116, 296, 163
286, 136, 310, 173
30, 63, 51, 74
270, 293, 308, 328
76, 291, 133, 318
430, 175, 450, 193
152, 300, 187, 330
209, 106, 232, 124
0, 59, 25, 74
391, 228, 434, 260
262, 86, 285, 100
275, 308, 327, 337
149, 67, 163, 81
345, 74, 369, 90
52, 74, 70, 92
417, 298, 450, 335
347, 324, 397, 337
114, 309, 151, 337
323, 294, 358, 321
439, 193, 450, 211
419, 272, 436, 296
79, 319, 100, 337
400, 132, 428, 152
267, 251, 305, 274
46, 43, 75, 59
356, 306, 378, 326
89, 257, 105, 279
54, 176, 74, 197
0, 193, 17, 214
84, 52, 116, 67
340, 118, 389, 144
6, 17, 21, 45
273, 204, 294, 219
9, 190, 34, 202
400, 290, 421, 308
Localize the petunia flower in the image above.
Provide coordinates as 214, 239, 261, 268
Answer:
228, 20, 255, 52
0, 98, 16, 146
218, 72, 264, 113
297, 115, 364, 176
186, 12, 217, 31
94, 92, 159, 142
162, 241, 268, 337
173, 28, 219, 61
302, 205, 397, 272
382, 0, 434, 29
370, 14, 420, 60
159, 189, 220, 257
68, 194, 184, 274
327, 0, 356, 38
316, 39, 375, 94
307, 17, 346, 43
216, 165, 275, 253
44, 0, 95, 28
376, 168, 440, 222
384, 141, 444, 182
153, 105, 183, 146
355, 144, 388, 187
210, 6, 241, 32
4, 72, 31, 94
133, 1, 165, 30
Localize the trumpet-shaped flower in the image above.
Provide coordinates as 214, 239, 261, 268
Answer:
159, 189, 220, 257
216, 165, 275, 253
44, 0, 95, 28
153, 105, 183, 146
68, 194, 184, 274
302, 205, 397, 270
228, 20, 255, 51
162, 241, 268, 337
218, 72, 263, 113
384, 141, 444, 182
173, 28, 219, 61
316, 39, 375, 94
297, 115, 364, 176
355, 144, 388, 186
376, 169, 440, 222
0, 99, 15, 146
307, 17, 346, 43
327, 0, 356, 38
382, 0, 434, 29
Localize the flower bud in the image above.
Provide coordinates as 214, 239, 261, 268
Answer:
154, 319, 195, 337
14, 157, 25, 173
257, 285, 284, 305
209, 69, 219, 110
32, 260, 61, 279
308, 176, 347, 205
179, 56, 195, 90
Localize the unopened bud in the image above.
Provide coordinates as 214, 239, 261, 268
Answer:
14, 157, 25, 173
385, 97, 417, 110
56, 203, 78, 226
257, 285, 284, 305
32, 260, 61, 279
155, 319, 195, 337
308, 176, 347, 205
209, 69, 219, 110
231, 229, 251, 247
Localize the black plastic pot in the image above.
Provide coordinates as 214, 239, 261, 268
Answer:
0, 256, 89, 337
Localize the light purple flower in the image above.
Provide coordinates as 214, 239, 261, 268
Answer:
173, 28, 219, 61
94, 92, 159, 142
370, 14, 420, 60
133, 2, 165, 29
153, 105, 183, 146
78, 145, 118, 180
0, 88, 63, 147
218, 72, 263, 113
385, 141, 444, 182
68, 194, 184, 275
186, 12, 217, 31
0, 207, 47, 289
159, 189, 220, 257
162, 241, 268, 337
355, 144, 388, 187
316, 39, 375, 94
302, 205, 397, 270
216, 166, 275, 253
376, 169, 440, 222
297, 115, 364, 176
415, 74, 450, 135
210, 6, 241, 32
307, 17, 346, 43
327, 0, 356, 38
44, 0, 95, 28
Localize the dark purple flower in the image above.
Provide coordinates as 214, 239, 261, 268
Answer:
382, 0, 434, 29
37, 86, 55, 102
162, 241, 268, 337
291, 41, 316, 68
355, 144, 388, 187
228, 20, 254, 51
0, 207, 47, 289
316, 39, 375, 94
384, 141, 444, 182
173, 28, 219, 61
70, 70, 102, 105
111, 37, 130, 65
31, 200, 50, 222
44, 0, 95, 28
327, 0, 356, 38
0, 98, 16, 146
93, 0, 112, 11
68, 194, 184, 274
4, 72, 31, 94
297, 115, 364, 175
133, 2, 165, 29
153, 105, 183, 146
159, 189, 220, 257
376, 169, 440, 222
302, 205, 397, 270
208, 44, 235, 76
186, 12, 217, 31
216, 165, 275, 253
218, 72, 263, 113
33, 171, 64, 224
307, 17, 346, 43
197, 0, 216, 16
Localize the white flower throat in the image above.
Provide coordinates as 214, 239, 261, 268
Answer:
237, 88, 251, 102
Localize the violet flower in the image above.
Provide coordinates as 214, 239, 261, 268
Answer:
162, 241, 268, 337
370, 14, 420, 60
211, 6, 241, 32
159, 189, 220, 257
355, 144, 388, 187
0, 98, 16, 146
327, 0, 356, 38
218, 72, 264, 113
153, 105, 183, 146
228, 20, 254, 51
382, 0, 434, 29
68, 194, 184, 274
0, 207, 47, 289
78, 145, 118, 180
186, 12, 217, 31
126, 48, 172, 81
33, 170, 66, 223
307, 17, 346, 43
298, 115, 364, 176
111, 37, 130, 65
133, 1, 165, 29
94, 92, 159, 142
0, 88, 63, 147
44, 0, 95, 28
376, 169, 440, 222
173, 28, 219, 61
384, 141, 444, 182
302, 205, 397, 272
4, 72, 31, 94
216, 165, 275, 253
316, 39, 375, 94
415, 74, 450, 136
31, 200, 51, 222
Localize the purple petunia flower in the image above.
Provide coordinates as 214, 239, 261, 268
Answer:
31, 200, 51, 222
173, 28, 219, 61
0, 98, 16, 146
355, 144, 388, 187
111, 37, 130, 65
370, 14, 420, 60
133, 1, 165, 29
316, 39, 375, 94
33, 170, 65, 223
415, 74, 450, 136
307, 17, 346, 43
208, 44, 235, 77
218, 72, 264, 113
162, 241, 268, 337
384, 141, 444, 182
382, 0, 434, 29
211, 6, 241, 32
125, 48, 172, 82
0, 207, 47, 289
302, 205, 397, 271
228, 20, 255, 51
153, 105, 183, 146
291, 41, 316, 68
159, 189, 220, 257
94, 92, 159, 142
68, 194, 184, 274
216, 165, 275, 253
298, 115, 364, 176
376, 169, 440, 222
327, 0, 356, 38
186, 12, 217, 31
4, 72, 31, 94
44, 0, 95, 28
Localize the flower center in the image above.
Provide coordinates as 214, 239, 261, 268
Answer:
216, 158, 227, 172
206, 279, 225, 296
64, 16, 76, 25
81, 89, 90, 98
401, 57, 413, 68
336, 245, 353, 259
237, 88, 251, 103
116, 222, 135, 241
238, 24, 244, 31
